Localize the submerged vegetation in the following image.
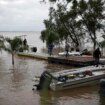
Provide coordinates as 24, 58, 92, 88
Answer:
41, 0, 105, 50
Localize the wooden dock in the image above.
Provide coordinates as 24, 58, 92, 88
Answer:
48, 56, 95, 67
17, 52, 48, 60
17, 52, 105, 67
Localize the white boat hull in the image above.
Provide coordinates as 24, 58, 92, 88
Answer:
50, 70, 105, 91
58, 51, 81, 56
33, 65, 105, 91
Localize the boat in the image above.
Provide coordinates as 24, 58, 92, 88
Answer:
33, 65, 105, 91
58, 51, 81, 56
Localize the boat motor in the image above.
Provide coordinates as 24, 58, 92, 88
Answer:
34, 71, 53, 90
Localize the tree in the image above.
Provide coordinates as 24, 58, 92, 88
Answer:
40, 29, 59, 46
40, 30, 47, 43
41, 0, 84, 50
78, 0, 105, 49
5, 37, 22, 66
41, 0, 105, 50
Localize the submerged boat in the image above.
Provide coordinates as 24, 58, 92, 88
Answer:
33, 65, 105, 91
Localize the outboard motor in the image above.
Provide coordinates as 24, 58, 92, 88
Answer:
99, 79, 105, 95
34, 71, 53, 90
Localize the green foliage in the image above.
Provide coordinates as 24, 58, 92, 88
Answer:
41, 0, 105, 50
78, 0, 105, 48
41, 29, 59, 46
46, 31, 58, 45
4, 37, 23, 66
78, 0, 87, 14
40, 30, 47, 43
99, 40, 105, 48
72, 0, 78, 10
5, 37, 22, 53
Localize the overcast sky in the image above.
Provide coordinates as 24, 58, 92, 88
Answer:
0, 0, 50, 31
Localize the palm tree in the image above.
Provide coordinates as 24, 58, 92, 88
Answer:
4, 37, 22, 66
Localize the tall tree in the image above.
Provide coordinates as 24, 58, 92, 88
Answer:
78, 0, 105, 49
41, 0, 84, 50
41, 0, 105, 50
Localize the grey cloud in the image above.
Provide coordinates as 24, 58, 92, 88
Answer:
0, 0, 49, 31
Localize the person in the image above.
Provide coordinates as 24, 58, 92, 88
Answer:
23, 38, 27, 46
48, 43, 54, 56
93, 47, 101, 67
65, 43, 70, 57
23, 38, 29, 52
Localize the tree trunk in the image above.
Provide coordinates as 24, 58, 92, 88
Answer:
93, 37, 97, 50
12, 53, 14, 66
93, 29, 97, 50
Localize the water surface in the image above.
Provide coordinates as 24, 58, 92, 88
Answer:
0, 32, 104, 105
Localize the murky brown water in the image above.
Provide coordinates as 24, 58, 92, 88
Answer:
0, 51, 105, 105
0, 31, 105, 105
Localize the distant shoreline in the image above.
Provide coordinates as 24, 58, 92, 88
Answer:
0, 31, 41, 32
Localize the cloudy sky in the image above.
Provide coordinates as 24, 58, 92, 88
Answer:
0, 0, 50, 31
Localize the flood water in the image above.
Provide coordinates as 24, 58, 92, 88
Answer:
0, 31, 105, 105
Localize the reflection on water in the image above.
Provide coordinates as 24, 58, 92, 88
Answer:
38, 90, 58, 105
37, 86, 100, 105
45, 63, 75, 73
